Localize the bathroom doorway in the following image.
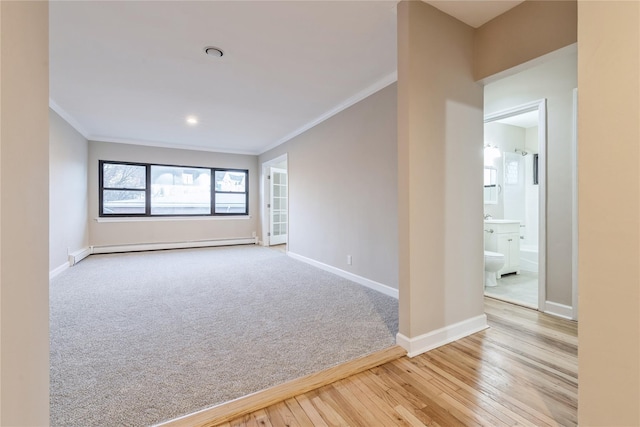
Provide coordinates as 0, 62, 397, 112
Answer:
483, 100, 546, 309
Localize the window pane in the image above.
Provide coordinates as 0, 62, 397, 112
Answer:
215, 170, 246, 192
151, 166, 211, 215
103, 190, 145, 214
215, 193, 246, 214
103, 163, 146, 189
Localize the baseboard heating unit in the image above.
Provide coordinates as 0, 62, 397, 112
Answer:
90, 237, 257, 255
68, 247, 92, 266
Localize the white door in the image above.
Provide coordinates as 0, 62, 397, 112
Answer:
269, 167, 288, 245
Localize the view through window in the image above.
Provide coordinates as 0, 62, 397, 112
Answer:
99, 161, 248, 217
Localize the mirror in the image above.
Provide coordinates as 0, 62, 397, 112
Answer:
484, 166, 498, 204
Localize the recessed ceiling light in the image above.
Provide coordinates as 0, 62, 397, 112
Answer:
204, 46, 224, 58
186, 116, 198, 125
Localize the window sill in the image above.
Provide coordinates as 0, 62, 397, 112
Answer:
95, 215, 252, 223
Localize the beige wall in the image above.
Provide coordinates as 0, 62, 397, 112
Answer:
578, 1, 640, 425
88, 141, 259, 247
259, 83, 398, 289
474, 0, 577, 81
397, 1, 484, 338
0, 1, 50, 424
485, 51, 577, 306
50, 109, 89, 271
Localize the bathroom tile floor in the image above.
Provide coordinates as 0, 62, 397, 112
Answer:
485, 270, 538, 308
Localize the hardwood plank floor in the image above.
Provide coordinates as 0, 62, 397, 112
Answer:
225, 298, 577, 426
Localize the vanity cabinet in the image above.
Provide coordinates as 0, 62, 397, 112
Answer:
484, 221, 520, 277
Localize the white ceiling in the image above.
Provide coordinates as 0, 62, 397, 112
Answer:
424, 0, 524, 28
49, 1, 523, 155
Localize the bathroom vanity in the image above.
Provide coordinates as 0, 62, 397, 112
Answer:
484, 220, 520, 277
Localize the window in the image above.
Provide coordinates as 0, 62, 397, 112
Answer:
101, 162, 147, 215
151, 165, 211, 215
214, 170, 247, 214
99, 161, 248, 217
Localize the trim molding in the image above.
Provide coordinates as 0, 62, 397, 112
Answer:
95, 215, 251, 223
571, 87, 579, 321
89, 135, 258, 156
50, 246, 92, 279
396, 314, 489, 358
286, 251, 398, 299
51, 239, 261, 278
261, 154, 288, 249
485, 99, 548, 312
53, 71, 398, 157
49, 262, 69, 280
49, 99, 90, 138
259, 71, 397, 155
91, 238, 255, 255
155, 346, 406, 427
544, 301, 574, 320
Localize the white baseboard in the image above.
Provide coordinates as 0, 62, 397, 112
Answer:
91, 238, 255, 255
51, 239, 256, 279
49, 262, 69, 280
544, 301, 574, 320
396, 314, 489, 358
50, 246, 92, 279
286, 251, 398, 299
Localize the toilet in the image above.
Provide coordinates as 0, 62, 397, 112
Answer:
484, 251, 505, 287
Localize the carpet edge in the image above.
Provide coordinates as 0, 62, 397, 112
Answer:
154, 345, 406, 427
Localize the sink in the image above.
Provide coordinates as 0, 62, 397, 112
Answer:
484, 219, 520, 224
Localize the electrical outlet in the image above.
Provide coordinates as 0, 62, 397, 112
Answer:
347, 255, 352, 265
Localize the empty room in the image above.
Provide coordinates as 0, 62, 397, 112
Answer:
48, 1, 400, 425
1, 1, 638, 426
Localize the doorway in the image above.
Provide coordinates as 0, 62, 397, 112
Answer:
483, 100, 547, 309
261, 154, 288, 249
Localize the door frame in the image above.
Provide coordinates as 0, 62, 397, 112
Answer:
269, 167, 288, 245
261, 153, 288, 247
571, 88, 578, 320
484, 99, 548, 311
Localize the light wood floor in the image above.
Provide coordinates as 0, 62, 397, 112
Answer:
221, 298, 578, 426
